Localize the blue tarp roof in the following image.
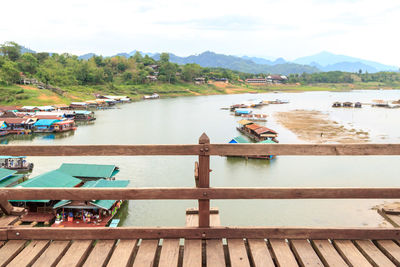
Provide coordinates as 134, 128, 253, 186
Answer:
235, 109, 252, 114
74, 110, 92, 115
33, 119, 60, 127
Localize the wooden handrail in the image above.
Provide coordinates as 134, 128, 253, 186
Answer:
3, 227, 400, 240
2, 187, 400, 200
2, 134, 400, 230
0, 143, 400, 156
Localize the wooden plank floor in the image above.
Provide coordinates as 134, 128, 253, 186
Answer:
2, 237, 400, 266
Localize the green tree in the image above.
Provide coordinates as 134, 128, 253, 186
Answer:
182, 64, 202, 82
0, 60, 20, 84
0, 41, 21, 61
160, 53, 170, 63
18, 53, 39, 75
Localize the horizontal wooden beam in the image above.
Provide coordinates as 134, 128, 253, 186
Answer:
0, 145, 202, 156
210, 144, 400, 156
5, 227, 400, 240
3, 188, 400, 200
1, 144, 400, 156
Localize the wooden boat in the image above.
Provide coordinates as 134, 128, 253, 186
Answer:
143, 93, 160, 100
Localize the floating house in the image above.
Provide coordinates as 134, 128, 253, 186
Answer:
20, 106, 55, 112
229, 136, 250, 144
332, 102, 341, 108
228, 136, 276, 159
33, 119, 60, 133
237, 121, 278, 142
52, 179, 129, 227
52, 104, 70, 110
355, 102, 362, 108
74, 110, 96, 121
70, 102, 88, 110
0, 121, 8, 136
12, 170, 83, 212
343, 102, 353, 107
0, 156, 33, 171
0, 168, 25, 187
53, 120, 76, 132
2, 118, 35, 134
57, 163, 120, 180
241, 114, 268, 122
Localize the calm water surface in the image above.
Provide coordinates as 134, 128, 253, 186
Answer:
3, 90, 400, 227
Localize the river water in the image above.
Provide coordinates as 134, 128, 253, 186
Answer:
2, 89, 400, 227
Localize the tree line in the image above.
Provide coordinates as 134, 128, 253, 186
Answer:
1, 41, 399, 88
0, 41, 252, 87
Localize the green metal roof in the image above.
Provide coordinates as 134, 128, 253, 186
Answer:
0, 174, 24, 187
12, 170, 82, 203
0, 168, 17, 182
58, 163, 120, 179
233, 136, 250, 143
53, 179, 129, 210
258, 139, 277, 144
14, 170, 82, 188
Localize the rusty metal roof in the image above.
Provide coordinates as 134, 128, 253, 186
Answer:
246, 124, 262, 130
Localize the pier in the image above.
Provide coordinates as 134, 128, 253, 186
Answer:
1, 134, 400, 266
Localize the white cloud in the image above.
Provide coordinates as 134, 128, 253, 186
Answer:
0, 0, 399, 66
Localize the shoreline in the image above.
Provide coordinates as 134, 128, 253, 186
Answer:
1, 82, 399, 107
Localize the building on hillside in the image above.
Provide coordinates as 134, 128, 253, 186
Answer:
245, 78, 267, 84
194, 77, 206, 84
267, 75, 288, 84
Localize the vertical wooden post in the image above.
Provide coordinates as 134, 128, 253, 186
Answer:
198, 133, 210, 228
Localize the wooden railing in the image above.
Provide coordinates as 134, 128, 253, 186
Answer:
1, 133, 400, 240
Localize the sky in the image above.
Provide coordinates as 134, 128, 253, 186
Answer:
1, 0, 399, 65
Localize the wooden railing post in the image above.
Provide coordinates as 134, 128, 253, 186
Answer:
198, 133, 210, 227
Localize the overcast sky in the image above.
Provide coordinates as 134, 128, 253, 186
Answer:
1, 0, 399, 65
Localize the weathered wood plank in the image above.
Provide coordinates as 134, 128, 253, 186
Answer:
206, 210, 226, 267
4, 187, 400, 201
0, 144, 201, 156
183, 213, 201, 267
210, 143, 400, 156
7, 240, 49, 267
7, 226, 400, 240
354, 240, 395, 267
0, 240, 27, 267
158, 239, 180, 267
2, 143, 400, 156
228, 239, 250, 267
0, 216, 19, 226
32, 240, 71, 267
333, 240, 372, 266
376, 240, 400, 265
83, 240, 116, 267
206, 239, 225, 267
269, 239, 298, 267
311, 240, 348, 267
290, 239, 323, 266
57, 240, 93, 267
107, 239, 137, 267
182, 239, 201, 267
132, 239, 159, 267
247, 239, 274, 267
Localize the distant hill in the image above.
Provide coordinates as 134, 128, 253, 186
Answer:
155, 51, 317, 75
78, 53, 96, 60
20, 46, 36, 54
294, 51, 398, 72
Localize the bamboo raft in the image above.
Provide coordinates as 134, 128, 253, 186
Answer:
0, 135, 400, 266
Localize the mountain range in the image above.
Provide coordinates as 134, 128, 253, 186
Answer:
19, 46, 399, 74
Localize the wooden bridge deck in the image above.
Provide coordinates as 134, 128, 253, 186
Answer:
2, 236, 400, 266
